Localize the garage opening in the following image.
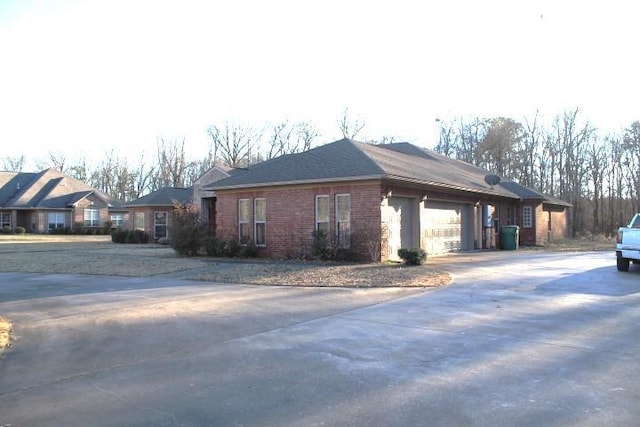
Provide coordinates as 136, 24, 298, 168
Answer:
423, 202, 463, 255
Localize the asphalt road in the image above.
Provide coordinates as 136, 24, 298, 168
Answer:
0, 251, 638, 427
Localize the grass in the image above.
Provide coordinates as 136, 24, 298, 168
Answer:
0, 234, 451, 287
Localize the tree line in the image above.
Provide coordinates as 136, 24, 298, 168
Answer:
1, 109, 366, 202
434, 109, 640, 237
2, 108, 638, 237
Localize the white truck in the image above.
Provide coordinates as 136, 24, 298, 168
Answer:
616, 213, 640, 271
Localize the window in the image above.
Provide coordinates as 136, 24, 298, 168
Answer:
0, 212, 10, 228
238, 199, 251, 244
48, 212, 65, 231
84, 208, 99, 227
254, 198, 266, 246
335, 194, 351, 248
154, 212, 168, 239
110, 213, 124, 228
523, 206, 533, 228
134, 212, 145, 231
315, 195, 330, 235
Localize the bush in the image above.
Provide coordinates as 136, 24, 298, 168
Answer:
169, 203, 206, 256
397, 248, 427, 265
15, 226, 26, 234
1, 226, 11, 234
50, 227, 71, 235
111, 229, 149, 244
203, 235, 226, 257
312, 229, 332, 260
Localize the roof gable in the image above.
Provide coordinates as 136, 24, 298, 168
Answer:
206, 139, 386, 189
124, 187, 192, 207
0, 168, 123, 209
208, 139, 518, 198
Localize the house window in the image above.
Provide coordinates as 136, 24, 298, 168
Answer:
134, 212, 145, 231
84, 208, 99, 227
154, 212, 168, 239
48, 212, 65, 231
335, 194, 351, 248
238, 199, 251, 244
0, 212, 10, 228
315, 195, 329, 234
523, 206, 533, 228
254, 198, 266, 246
110, 213, 124, 228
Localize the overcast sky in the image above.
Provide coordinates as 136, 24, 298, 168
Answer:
1, 0, 638, 169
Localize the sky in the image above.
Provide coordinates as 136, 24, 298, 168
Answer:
0, 0, 638, 170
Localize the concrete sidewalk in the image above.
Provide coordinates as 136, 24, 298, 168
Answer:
0, 251, 639, 426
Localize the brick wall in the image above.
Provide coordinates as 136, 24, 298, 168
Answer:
215, 180, 383, 259
546, 206, 569, 242
72, 196, 109, 229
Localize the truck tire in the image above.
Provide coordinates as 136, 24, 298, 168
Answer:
617, 256, 630, 272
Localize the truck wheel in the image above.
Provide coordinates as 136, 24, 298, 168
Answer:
617, 257, 630, 272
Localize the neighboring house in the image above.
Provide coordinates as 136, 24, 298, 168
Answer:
0, 168, 125, 233
123, 187, 192, 240
497, 181, 572, 246
192, 165, 234, 235
201, 138, 570, 261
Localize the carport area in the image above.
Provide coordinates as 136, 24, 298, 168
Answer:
1, 251, 639, 426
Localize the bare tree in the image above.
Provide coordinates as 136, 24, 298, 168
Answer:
2, 155, 25, 172
338, 108, 366, 139
266, 121, 295, 159
207, 122, 260, 167
153, 137, 190, 189
34, 151, 67, 172
521, 111, 542, 189
295, 121, 319, 152
434, 118, 460, 158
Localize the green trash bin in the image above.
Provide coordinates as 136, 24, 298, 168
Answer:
500, 226, 520, 250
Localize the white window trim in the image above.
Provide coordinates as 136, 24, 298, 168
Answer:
48, 212, 65, 230
238, 198, 251, 244
523, 206, 533, 228
315, 195, 330, 233
134, 212, 145, 231
110, 213, 124, 228
254, 198, 266, 247
154, 211, 168, 239
0, 212, 11, 228
84, 207, 99, 227
335, 193, 351, 249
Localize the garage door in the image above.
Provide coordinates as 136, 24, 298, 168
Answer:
424, 202, 462, 255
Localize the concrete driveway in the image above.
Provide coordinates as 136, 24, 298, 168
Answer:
0, 250, 638, 426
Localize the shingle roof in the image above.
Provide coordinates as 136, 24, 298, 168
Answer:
206, 139, 517, 199
0, 168, 122, 209
497, 181, 572, 207
124, 187, 192, 207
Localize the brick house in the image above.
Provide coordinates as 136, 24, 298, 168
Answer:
0, 168, 125, 233
201, 139, 571, 261
123, 187, 192, 240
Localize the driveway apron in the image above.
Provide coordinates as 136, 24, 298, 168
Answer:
0, 251, 638, 427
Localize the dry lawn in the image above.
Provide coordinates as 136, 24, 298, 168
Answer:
0, 235, 450, 287
0, 317, 10, 351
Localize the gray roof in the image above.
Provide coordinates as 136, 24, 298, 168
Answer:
0, 168, 122, 209
498, 181, 573, 207
124, 187, 192, 207
206, 139, 513, 199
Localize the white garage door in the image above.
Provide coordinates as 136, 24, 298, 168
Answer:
424, 202, 462, 255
